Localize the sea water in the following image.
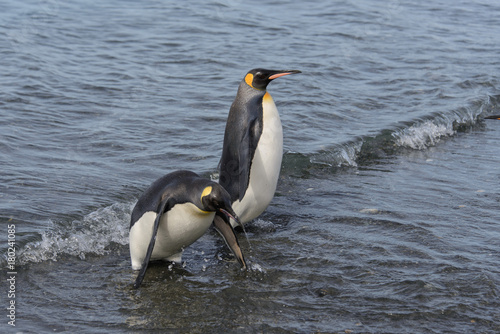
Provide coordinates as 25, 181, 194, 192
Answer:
1, 0, 499, 332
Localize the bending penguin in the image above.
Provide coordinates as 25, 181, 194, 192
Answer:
129, 170, 246, 288
218, 68, 301, 228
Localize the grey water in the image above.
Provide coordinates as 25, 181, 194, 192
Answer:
1, 0, 500, 333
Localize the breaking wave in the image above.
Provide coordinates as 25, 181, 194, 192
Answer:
16, 202, 133, 265
292, 94, 500, 169
392, 119, 456, 150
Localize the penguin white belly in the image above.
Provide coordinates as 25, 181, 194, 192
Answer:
233, 93, 283, 225
129, 203, 215, 270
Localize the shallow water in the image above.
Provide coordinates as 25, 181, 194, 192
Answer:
1, 0, 500, 333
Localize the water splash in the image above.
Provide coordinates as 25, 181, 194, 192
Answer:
392, 119, 456, 150
248, 261, 265, 273
18, 202, 133, 264
239, 221, 252, 251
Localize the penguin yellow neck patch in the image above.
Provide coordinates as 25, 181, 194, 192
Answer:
201, 186, 212, 201
263, 92, 273, 103
244, 73, 254, 88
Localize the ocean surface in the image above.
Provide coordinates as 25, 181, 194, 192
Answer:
1, 0, 500, 333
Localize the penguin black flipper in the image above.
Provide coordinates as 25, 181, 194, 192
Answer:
213, 212, 247, 269
238, 116, 262, 202
133, 195, 173, 289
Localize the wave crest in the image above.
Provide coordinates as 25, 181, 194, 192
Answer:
392, 119, 456, 150
286, 94, 499, 170
18, 202, 132, 264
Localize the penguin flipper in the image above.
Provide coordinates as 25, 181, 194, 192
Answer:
238, 118, 260, 202
133, 196, 172, 289
238, 130, 251, 202
213, 212, 247, 269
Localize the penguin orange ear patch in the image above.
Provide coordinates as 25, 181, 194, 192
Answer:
201, 186, 212, 200
245, 73, 254, 88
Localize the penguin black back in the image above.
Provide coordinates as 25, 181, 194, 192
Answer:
130, 170, 206, 227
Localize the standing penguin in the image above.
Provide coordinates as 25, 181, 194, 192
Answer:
218, 68, 301, 227
130, 170, 246, 288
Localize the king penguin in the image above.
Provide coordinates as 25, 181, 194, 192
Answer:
129, 170, 246, 288
218, 68, 301, 228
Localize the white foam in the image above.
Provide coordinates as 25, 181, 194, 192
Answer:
18, 202, 133, 264
251, 218, 277, 233
249, 261, 265, 273
392, 120, 456, 150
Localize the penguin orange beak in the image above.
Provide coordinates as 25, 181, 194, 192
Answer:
269, 70, 301, 80
485, 115, 500, 120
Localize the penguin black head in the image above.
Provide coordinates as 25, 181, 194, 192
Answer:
200, 184, 241, 225
244, 68, 301, 90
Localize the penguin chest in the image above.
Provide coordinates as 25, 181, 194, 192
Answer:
129, 203, 215, 269
235, 93, 283, 223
